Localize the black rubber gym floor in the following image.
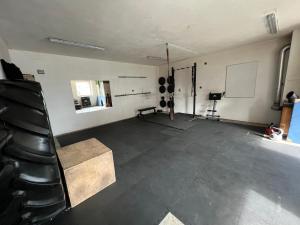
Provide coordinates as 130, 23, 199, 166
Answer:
142, 113, 199, 130
52, 114, 300, 225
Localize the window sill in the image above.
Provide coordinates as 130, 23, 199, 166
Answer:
76, 106, 109, 114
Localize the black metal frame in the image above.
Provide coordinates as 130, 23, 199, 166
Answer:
172, 62, 197, 118
192, 63, 197, 118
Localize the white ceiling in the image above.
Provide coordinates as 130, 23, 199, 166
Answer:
0, 0, 299, 65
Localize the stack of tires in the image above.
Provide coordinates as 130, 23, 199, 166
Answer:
0, 80, 66, 225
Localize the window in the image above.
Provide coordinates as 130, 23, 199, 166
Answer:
70, 80, 113, 114
75, 80, 92, 96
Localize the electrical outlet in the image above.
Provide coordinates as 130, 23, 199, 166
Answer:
37, 69, 45, 74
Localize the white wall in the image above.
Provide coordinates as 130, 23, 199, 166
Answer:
159, 37, 290, 124
283, 29, 300, 99
0, 37, 10, 79
10, 50, 158, 135
9, 37, 290, 134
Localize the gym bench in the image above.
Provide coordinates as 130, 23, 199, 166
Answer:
137, 106, 156, 118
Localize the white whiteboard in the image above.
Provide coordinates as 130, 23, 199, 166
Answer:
225, 62, 258, 98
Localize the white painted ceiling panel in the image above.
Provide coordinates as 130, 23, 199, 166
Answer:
0, 0, 299, 65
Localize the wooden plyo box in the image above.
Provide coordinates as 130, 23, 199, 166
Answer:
57, 138, 116, 207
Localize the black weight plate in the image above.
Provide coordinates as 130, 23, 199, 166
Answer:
159, 86, 166, 93
161, 96, 165, 100
167, 85, 174, 93
158, 77, 166, 85
160, 100, 166, 108
167, 76, 174, 84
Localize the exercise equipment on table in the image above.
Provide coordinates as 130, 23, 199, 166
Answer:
206, 92, 222, 120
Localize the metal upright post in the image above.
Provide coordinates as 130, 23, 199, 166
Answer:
192, 62, 197, 118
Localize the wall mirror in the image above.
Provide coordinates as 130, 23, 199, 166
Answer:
70, 80, 112, 113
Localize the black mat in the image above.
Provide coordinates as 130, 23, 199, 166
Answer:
53, 117, 300, 225
142, 113, 199, 130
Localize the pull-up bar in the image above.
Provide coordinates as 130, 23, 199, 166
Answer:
175, 66, 191, 71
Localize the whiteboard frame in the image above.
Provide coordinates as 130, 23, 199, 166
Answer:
224, 61, 258, 98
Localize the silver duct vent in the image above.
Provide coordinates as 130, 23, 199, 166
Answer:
272, 44, 290, 110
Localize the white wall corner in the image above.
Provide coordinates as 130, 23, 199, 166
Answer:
282, 29, 300, 99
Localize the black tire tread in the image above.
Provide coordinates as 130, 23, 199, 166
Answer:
0, 80, 66, 225
0, 86, 44, 111
4, 144, 57, 164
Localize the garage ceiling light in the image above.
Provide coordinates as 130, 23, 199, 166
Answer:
146, 56, 166, 61
48, 38, 105, 51
265, 12, 279, 34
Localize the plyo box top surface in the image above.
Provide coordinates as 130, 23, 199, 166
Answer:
57, 138, 111, 169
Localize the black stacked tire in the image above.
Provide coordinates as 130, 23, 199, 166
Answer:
0, 80, 66, 225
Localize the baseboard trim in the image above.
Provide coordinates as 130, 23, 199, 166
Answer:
55, 116, 137, 138
220, 118, 267, 127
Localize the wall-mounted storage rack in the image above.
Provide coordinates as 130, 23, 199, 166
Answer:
114, 92, 151, 97
118, 76, 147, 78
